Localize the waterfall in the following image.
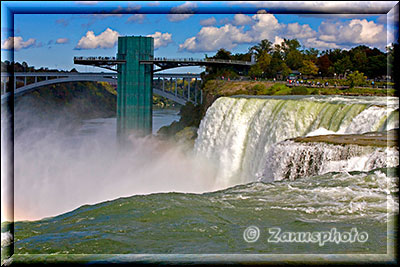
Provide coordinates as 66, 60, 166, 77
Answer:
194, 96, 399, 188
263, 141, 398, 181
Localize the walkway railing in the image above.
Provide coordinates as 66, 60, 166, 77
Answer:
152, 57, 254, 65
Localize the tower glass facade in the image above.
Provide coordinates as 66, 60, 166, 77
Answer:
117, 36, 154, 140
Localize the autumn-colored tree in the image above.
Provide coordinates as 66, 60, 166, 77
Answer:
316, 55, 332, 76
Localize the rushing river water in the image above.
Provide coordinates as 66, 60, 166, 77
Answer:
2, 96, 399, 262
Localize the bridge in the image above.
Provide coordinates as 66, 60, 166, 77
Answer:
0, 72, 202, 106
3, 36, 253, 141
74, 56, 254, 72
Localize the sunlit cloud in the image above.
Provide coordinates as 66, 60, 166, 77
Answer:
1, 36, 36, 51
75, 28, 119, 49
232, 14, 253, 26
75, 1, 99, 5
147, 32, 173, 49
179, 24, 252, 52
200, 17, 217, 26
56, 38, 69, 44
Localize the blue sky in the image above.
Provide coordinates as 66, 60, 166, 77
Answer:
1, 1, 399, 73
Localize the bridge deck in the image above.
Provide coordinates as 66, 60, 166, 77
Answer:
73, 56, 254, 72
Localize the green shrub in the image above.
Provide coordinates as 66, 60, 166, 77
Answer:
291, 86, 309, 95
251, 84, 266, 95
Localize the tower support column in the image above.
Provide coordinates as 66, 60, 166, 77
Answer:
117, 36, 154, 141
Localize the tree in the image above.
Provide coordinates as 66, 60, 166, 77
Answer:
258, 52, 272, 76
207, 48, 233, 75
334, 56, 353, 75
249, 64, 263, 78
250, 39, 273, 59
281, 38, 301, 56
304, 48, 320, 63
280, 39, 303, 70
347, 71, 367, 88
22, 61, 28, 71
280, 63, 291, 78
316, 55, 332, 77
365, 54, 386, 79
286, 50, 303, 70
299, 60, 319, 76
269, 51, 284, 76
351, 49, 368, 74
212, 48, 232, 60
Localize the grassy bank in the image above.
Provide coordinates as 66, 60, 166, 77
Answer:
202, 80, 396, 97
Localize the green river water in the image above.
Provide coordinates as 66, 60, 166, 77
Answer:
1, 96, 399, 264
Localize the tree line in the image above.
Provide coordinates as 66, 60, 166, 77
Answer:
206, 38, 397, 83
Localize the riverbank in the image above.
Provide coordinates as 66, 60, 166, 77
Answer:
202, 80, 396, 98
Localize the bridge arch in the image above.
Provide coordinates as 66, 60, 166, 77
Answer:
1, 74, 201, 105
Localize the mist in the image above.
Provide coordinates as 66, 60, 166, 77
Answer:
8, 96, 218, 221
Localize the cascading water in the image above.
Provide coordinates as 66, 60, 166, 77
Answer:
194, 95, 399, 188
263, 141, 398, 181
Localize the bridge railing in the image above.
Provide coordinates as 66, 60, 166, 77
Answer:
152, 57, 253, 65
74, 56, 118, 61
1, 72, 203, 105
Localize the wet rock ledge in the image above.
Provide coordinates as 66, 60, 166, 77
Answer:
291, 129, 398, 147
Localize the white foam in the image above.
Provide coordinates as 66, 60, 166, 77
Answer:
195, 96, 398, 187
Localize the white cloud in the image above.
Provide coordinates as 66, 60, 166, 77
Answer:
75, 1, 98, 5
232, 14, 253, 25
56, 38, 69, 44
127, 14, 146, 23
301, 37, 339, 50
285, 23, 316, 39
200, 17, 217, 26
1, 36, 36, 51
167, 14, 193, 22
248, 13, 281, 41
228, 1, 396, 13
273, 36, 284, 46
179, 24, 252, 52
147, 32, 173, 49
349, 19, 385, 43
167, 2, 197, 22
75, 28, 119, 49
318, 19, 386, 46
